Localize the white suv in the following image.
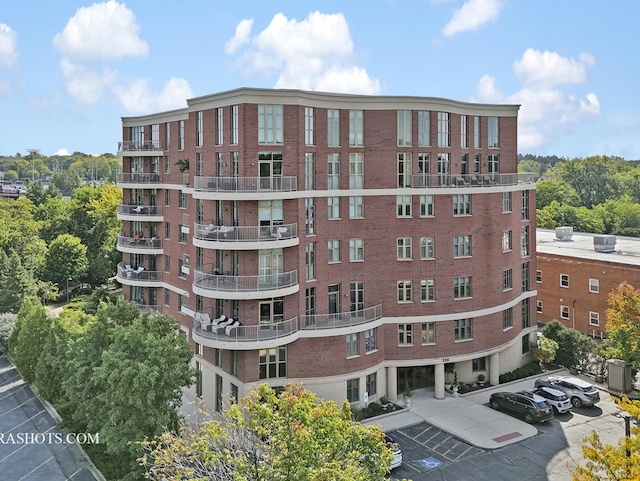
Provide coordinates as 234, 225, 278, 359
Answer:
522, 387, 572, 414
534, 376, 600, 408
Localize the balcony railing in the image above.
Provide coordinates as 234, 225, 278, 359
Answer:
117, 140, 162, 153
194, 176, 297, 193
194, 265, 298, 293
117, 234, 163, 250
194, 222, 297, 242
302, 304, 383, 330
118, 204, 162, 216
117, 263, 163, 282
193, 316, 299, 343
136, 303, 162, 314
117, 172, 162, 184
410, 172, 535, 188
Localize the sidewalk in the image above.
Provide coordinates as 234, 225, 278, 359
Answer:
365, 370, 577, 449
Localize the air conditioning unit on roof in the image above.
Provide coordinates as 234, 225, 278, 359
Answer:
555, 226, 573, 241
593, 235, 616, 253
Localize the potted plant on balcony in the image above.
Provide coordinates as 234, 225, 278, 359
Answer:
175, 158, 189, 173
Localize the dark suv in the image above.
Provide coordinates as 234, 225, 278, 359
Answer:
489, 391, 554, 423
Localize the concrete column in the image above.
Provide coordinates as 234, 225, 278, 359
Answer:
434, 362, 445, 399
490, 352, 500, 386
387, 366, 398, 403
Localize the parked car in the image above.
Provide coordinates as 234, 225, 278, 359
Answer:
534, 376, 600, 408
489, 392, 554, 423
385, 434, 403, 470
521, 387, 572, 414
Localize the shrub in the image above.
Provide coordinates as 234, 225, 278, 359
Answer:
379, 395, 389, 405
0, 313, 17, 355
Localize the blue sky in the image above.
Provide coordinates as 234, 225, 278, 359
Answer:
2, 0, 639, 159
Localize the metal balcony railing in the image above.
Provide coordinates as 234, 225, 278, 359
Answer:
193, 176, 297, 193
117, 263, 163, 282
117, 140, 162, 153
116, 172, 162, 184
117, 234, 162, 250
194, 265, 298, 293
118, 204, 162, 216
193, 316, 298, 343
193, 222, 297, 242
302, 304, 383, 330
410, 172, 535, 188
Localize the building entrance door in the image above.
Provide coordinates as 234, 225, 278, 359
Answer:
397, 366, 435, 393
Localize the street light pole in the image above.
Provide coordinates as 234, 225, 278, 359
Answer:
27, 148, 40, 183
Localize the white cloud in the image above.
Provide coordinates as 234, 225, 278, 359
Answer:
113, 77, 193, 114
226, 11, 380, 94
442, 0, 502, 37
60, 59, 118, 105
0, 24, 18, 69
513, 48, 596, 88
54, 148, 70, 156
476, 49, 600, 151
52, 0, 148, 64
225, 19, 253, 55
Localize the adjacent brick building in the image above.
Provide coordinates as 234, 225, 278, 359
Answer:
116, 87, 537, 411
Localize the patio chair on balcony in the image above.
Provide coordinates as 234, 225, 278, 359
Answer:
225, 319, 240, 336
213, 317, 233, 334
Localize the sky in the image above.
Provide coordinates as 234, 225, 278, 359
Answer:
2, 0, 640, 159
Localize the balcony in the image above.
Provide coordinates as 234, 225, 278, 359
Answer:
116, 172, 163, 186
302, 304, 383, 331
192, 176, 298, 200
136, 303, 162, 315
192, 315, 299, 350
117, 140, 163, 156
193, 265, 299, 300
117, 204, 163, 221
193, 222, 299, 250
116, 234, 163, 254
117, 263, 163, 286
410, 172, 535, 188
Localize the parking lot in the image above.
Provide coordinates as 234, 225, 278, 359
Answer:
387, 393, 626, 481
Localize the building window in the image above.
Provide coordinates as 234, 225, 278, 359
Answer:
417, 153, 430, 187
488, 116, 499, 148
521, 190, 530, 220
453, 194, 471, 215
488, 153, 499, 175
258, 105, 283, 144
349, 110, 363, 146
473, 116, 480, 148
305, 153, 315, 190
398, 153, 412, 187
521, 226, 530, 256
454, 318, 473, 340
397, 237, 412, 260
349, 196, 364, 218
327, 109, 340, 146
590, 311, 600, 326
346, 333, 359, 357
178, 259, 186, 279
346, 379, 359, 403
420, 237, 435, 259
437, 112, 450, 147
418, 111, 430, 146
502, 192, 512, 213
421, 322, 435, 344
397, 280, 412, 302
453, 235, 472, 257
179, 225, 186, 243
397, 195, 412, 217
522, 298, 530, 328
196, 111, 203, 147
164, 222, 170, 240
560, 274, 569, 288
472, 357, 486, 372
503, 268, 513, 291
522, 261, 530, 292
421, 279, 435, 301
366, 373, 377, 396
305, 287, 316, 324
350, 281, 364, 314
305, 198, 315, 235
536, 270, 542, 283
179, 191, 187, 209
349, 238, 364, 261
164, 256, 170, 273
164, 289, 170, 306
537, 300, 543, 314
503, 307, 513, 330
327, 153, 340, 189
230, 383, 239, 403
560, 305, 570, 320
420, 195, 434, 216
453, 276, 472, 299
398, 324, 413, 345
461, 154, 469, 174
178, 120, 184, 150
502, 230, 512, 252
328, 240, 341, 263
327, 197, 340, 219
365, 328, 377, 352
349, 153, 364, 188
216, 108, 224, 145
164, 189, 170, 206
259, 347, 286, 379
305, 107, 315, 145
164, 155, 170, 174
460, 115, 468, 148
589, 278, 599, 293
230, 350, 238, 376
305, 242, 315, 281
215, 374, 223, 412
215, 348, 222, 367
231, 105, 239, 144
397, 110, 412, 146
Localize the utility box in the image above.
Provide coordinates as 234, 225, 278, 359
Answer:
607, 359, 633, 393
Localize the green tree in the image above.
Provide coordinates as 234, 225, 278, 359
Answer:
542, 320, 595, 370
553, 156, 622, 209
140, 383, 395, 481
50, 169, 82, 194
0, 249, 38, 313
604, 282, 640, 371
42, 233, 88, 290
8, 299, 51, 383
518, 159, 543, 178
535, 179, 580, 209
0, 313, 17, 355
530, 336, 559, 366
34, 196, 69, 244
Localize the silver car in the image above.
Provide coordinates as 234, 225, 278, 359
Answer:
534, 376, 600, 408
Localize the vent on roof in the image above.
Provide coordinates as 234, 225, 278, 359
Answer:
594, 235, 616, 253
555, 226, 574, 241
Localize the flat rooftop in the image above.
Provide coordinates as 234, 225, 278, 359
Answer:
536, 229, 640, 267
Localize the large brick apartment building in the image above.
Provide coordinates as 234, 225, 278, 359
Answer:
116, 87, 537, 411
